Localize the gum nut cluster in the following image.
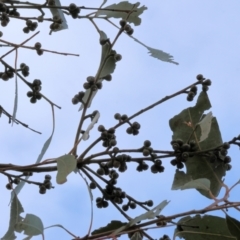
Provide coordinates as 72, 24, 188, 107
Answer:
34, 42, 43, 56
9, 8, 20, 17
0, 68, 14, 81
220, 142, 232, 171
50, 16, 62, 31
27, 79, 42, 104
1, 12, 10, 27
20, 63, 29, 77
68, 3, 80, 19
187, 85, 198, 101
83, 76, 102, 91
196, 74, 212, 92
119, 19, 134, 35
159, 234, 171, 240
98, 125, 117, 148
72, 91, 84, 105
170, 139, 197, 169
39, 174, 52, 194
23, 19, 38, 33
122, 201, 137, 211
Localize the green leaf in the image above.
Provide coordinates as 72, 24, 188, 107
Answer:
16, 214, 44, 236
181, 178, 210, 191
96, 1, 147, 26
169, 91, 224, 198
56, 154, 77, 184
197, 111, 213, 142
91, 220, 127, 235
2, 194, 24, 240
226, 214, 240, 240
99, 31, 116, 78
175, 215, 235, 240
171, 169, 193, 190
132, 36, 179, 65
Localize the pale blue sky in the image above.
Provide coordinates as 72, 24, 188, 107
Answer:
1, 1, 240, 239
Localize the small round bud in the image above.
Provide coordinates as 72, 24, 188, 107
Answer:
224, 156, 231, 164
146, 200, 153, 207
177, 162, 184, 169
124, 24, 131, 32
72, 97, 79, 105
98, 125, 105, 132
97, 168, 104, 175
90, 182, 96, 189
121, 114, 128, 120
34, 42, 41, 49
129, 202, 136, 209
87, 76, 95, 83
39, 185, 46, 194
126, 28, 134, 35
37, 49, 43, 56
196, 74, 204, 81
222, 142, 230, 149
119, 19, 127, 28
170, 159, 177, 166
203, 79, 212, 86
6, 183, 12, 190
190, 85, 197, 93
13, 178, 20, 185
122, 204, 129, 211
114, 54, 122, 61
143, 140, 151, 147
83, 82, 90, 90
114, 113, 121, 120
126, 127, 133, 134
45, 174, 51, 180
143, 148, 150, 156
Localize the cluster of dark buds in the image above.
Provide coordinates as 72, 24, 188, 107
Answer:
50, 16, 62, 31
8, 8, 20, 17
187, 85, 197, 101
151, 158, 164, 173
98, 125, 117, 148
170, 139, 197, 169
141, 141, 164, 173
208, 142, 232, 171
39, 174, 53, 194
1, 12, 10, 27
0, 68, 14, 81
68, 3, 80, 19
83, 76, 102, 91
72, 91, 84, 105
119, 19, 134, 35
196, 74, 212, 92
20, 63, 30, 77
23, 19, 38, 33
103, 153, 130, 173
27, 79, 42, 103
159, 234, 170, 240
6, 177, 21, 190
34, 42, 43, 56
114, 113, 141, 135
